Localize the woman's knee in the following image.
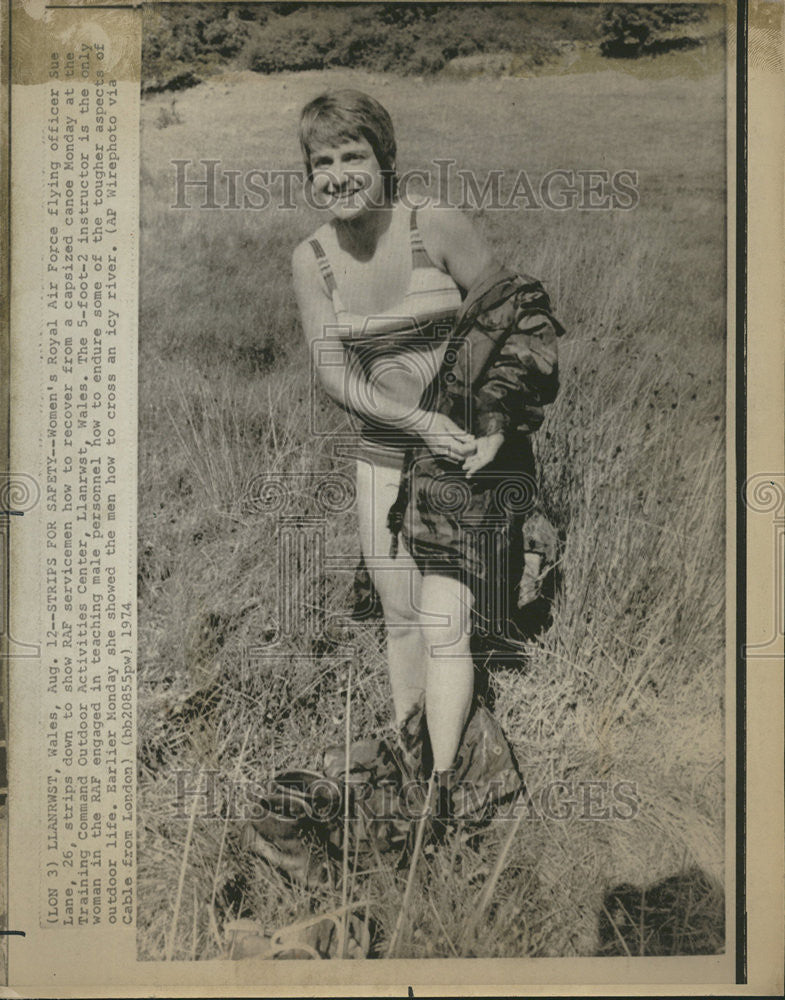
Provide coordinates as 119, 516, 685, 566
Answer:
372, 564, 421, 636
418, 575, 473, 652
418, 602, 471, 652
419, 619, 470, 655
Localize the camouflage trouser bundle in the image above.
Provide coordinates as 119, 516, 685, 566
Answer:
241, 699, 523, 887
352, 509, 560, 633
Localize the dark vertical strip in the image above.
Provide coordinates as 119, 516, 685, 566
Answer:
735, 0, 748, 985
0, 4, 12, 986
0, 0, 10, 988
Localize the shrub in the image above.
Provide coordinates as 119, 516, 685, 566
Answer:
142, 3, 254, 92
154, 99, 182, 130
600, 4, 710, 58
143, 2, 605, 90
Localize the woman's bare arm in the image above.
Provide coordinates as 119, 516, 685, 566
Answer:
292, 240, 423, 429
292, 241, 474, 457
417, 204, 499, 292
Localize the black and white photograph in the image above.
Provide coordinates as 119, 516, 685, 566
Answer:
135, 1, 732, 964
5, 0, 785, 993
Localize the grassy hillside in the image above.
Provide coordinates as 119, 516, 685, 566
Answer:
138, 60, 727, 960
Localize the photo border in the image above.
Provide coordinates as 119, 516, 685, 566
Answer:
3, 0, 783, 994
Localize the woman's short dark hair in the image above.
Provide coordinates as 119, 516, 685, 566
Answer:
299, 89, 398, 200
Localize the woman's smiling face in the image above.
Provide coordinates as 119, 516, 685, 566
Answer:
309, 136, 387, 219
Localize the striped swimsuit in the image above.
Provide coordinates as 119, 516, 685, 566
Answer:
309, 207, 463, 461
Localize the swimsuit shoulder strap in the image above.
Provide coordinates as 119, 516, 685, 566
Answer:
309, 237, 337, 295
409, 208, 438, 270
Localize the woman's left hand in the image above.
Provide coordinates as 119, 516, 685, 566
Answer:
417, 412, 477, 462
462, 432, 505, 479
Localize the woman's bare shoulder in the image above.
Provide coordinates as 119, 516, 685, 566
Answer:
415, 200, 497, 288
416, 199, 474, 231
292, 222, 332, 271
416, 201, 477, 254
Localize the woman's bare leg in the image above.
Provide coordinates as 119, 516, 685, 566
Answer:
419, 573, 475, 771
356, 456, 426, 724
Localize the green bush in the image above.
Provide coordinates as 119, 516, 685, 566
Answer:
142, 3, 253, 91
599, 4, 710, 58
142, 4, 721, 92
142, 2, 603, 90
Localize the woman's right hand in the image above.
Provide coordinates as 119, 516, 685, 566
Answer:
417, 412, 476, 461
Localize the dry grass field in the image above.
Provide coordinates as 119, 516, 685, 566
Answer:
138, 54, 727, 960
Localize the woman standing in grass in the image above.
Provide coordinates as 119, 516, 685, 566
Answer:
292, 90, 557, 812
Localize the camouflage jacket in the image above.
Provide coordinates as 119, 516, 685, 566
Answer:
388, 266, 564, 600
436, 264, 564, 437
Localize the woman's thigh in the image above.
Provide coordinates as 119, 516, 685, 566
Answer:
355, 455, 422, 626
